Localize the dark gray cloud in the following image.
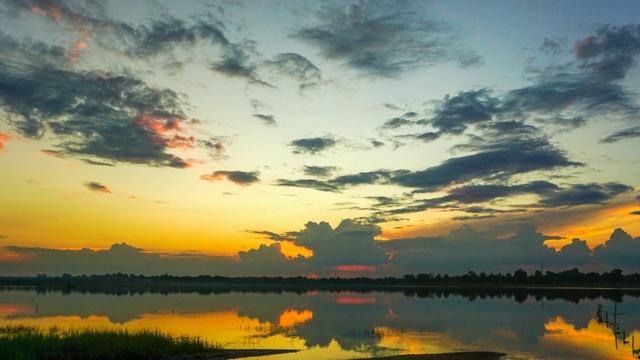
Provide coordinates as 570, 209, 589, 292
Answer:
575, 24, 640, 81
452, 215, 496, 221
370, 139, 385, 148
83, 181, 111, 194
128, 17, 229, 58
593, 228, 640, 269
332, 170, 391, 186
538, 182, 633, 207
0, 31, 69, 65
9, 0, 230, 59
600, 126, 640, 143
390, 137, 581, 191
237, 243, 302, 275
252, 114, 277, 126
246, 230, 297, 242
200, 136, 229, 161
81, 159, 114, 166
290, 0, 480, 77
279, 123, 582, 202
285, 220, 388, 268
380, 25, 640, 142
630, 211, 640, 215
415, 132, 439, 142
290, 136, 337, 154
211, 43, 271, 86
366, 180, 631, 220
303, 165, 338, 178
0, 60, 195, 167
275, 179, 340, 192
418, 89, 500, 136
200, 170, 260, 186
381, 116, 416, 130
379, 224, 640, 274
1, 242, 241, 276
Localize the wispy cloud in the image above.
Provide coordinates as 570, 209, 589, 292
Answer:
291, 0, 480, 77
600, 126, 640, 143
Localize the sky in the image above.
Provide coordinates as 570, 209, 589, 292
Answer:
1, 0, 639, 277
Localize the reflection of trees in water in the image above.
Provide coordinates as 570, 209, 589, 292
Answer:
3, 287, 640, 357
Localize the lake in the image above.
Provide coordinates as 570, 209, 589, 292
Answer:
1, 287, 639, 359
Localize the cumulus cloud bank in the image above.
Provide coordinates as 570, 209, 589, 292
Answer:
3, 221, 640, 277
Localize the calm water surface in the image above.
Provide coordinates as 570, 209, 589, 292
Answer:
1, 287, 639, 359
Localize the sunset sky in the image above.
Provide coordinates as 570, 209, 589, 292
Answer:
1, 0, 639, 277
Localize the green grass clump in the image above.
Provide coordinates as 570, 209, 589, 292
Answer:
0, 324, 222, 360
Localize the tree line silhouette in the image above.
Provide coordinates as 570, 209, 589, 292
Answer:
1, 267, 638, 288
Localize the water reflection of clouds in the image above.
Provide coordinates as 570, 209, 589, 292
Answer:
1, 289, 640, 359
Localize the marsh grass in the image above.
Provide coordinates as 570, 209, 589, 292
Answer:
0, 324, 222, 360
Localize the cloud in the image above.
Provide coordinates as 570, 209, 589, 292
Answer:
40, 149, 66, 158
385, 25, 640, 141
390, 135, 581, 192
0, 131, 9, 153
127, 17, 229, 58
10, 0, 230, 62
291, 0, 480, 77
83, 181, 111, 194
246, 230, 297, 242
380, 115, 418, 130
262, 53, 322, 89
574, 24, 640, 81
380, 224, 640, 274
211, 43, 271, 86
0, 60, 198, 168
539, 37, 566, 55
200, 170, 260, 186
417, 89, 500, 136
538, 182, 633, 207
1, 242, 240, 276
0, 31, 70, 66
237, 243, 303, 275
284, 219, 389, 269
252, 114, 277, 126
631, 211, 640, 215
600, 126, 640, 143
289, 136, 337, 154
275, 179, 340, 192
593, 228, 640, 268
199, 137, 229, 161
303, 166, 338, 178
452, 215, 496, 221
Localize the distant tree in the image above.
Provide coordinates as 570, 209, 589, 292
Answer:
514, 269, 528, 282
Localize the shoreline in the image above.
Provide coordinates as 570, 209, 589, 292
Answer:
158, 350, 507, 360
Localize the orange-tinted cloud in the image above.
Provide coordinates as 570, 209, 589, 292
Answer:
68, 41, 87, 62
0, 132, 10, 153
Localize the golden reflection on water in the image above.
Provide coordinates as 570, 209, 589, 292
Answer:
541, 316, 639, 360
2, 292, 640, 360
